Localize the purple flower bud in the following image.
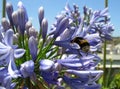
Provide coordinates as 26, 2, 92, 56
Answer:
12, 11, 18, 27
1, 18, 10, 31
25, 21, 32, 31
20, 60, 34, 78
83, 6, 88, 15
38, 6, 44, 25
41, 18, 48, 40
17, 1, 28, 21
17, 8, 27, 34
13, 33, 19, 42
28, 36, 38, 61
25, 21, 32, 36
29, 27, 37, 38
54, 17, 69, 38
6, 2, 14, 26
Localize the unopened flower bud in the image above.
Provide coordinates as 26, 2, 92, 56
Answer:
38, 6, 44, 25
29, 36, 38, 61
6, 2, 14, 26
41, 18, 48, 40
17, 1, 28, 21
29, 27, 37, 38
13, 33, 19, 42
17, 8, 26, 34
25, 21, 32, 36
12, 11, 18, 27
20, 60, 34, 78
1, 18, 10, 31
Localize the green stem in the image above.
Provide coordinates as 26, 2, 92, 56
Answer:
2, 0, 6, 18
103, 40, 107, 87
103, 0, 108, 88
22, 34, 27, 61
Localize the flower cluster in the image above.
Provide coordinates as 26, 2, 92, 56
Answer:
0, 1, 114, 89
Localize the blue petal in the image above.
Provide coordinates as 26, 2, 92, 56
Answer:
0, 86, 6, 89
8, 56, 20, 78
64, 3, 72, 13
20, 60, 34, 78
3, 76, 12, 89
65, 69, 103, 78
39, 60, 54, 71
4, 29, 14, 46
0, 67, 8, 83
54, 17, 69, 38
84, 84, 101, 89
0, 51, 9, 61
63, 76, 86, 89
0, 42, 7, 49
0, 47, 9, 54
14, 49, 25, 58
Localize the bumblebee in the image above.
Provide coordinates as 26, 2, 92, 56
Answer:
71, 37, 90, 52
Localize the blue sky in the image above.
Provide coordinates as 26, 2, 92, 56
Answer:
0, 0, 120, 37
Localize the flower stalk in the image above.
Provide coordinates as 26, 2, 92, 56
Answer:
103, 0, 108, 88
2, 0, 6, 17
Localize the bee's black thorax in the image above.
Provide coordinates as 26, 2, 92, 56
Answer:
71, 37, 90, 52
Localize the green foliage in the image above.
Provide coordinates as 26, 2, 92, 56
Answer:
109, 73, 120, 89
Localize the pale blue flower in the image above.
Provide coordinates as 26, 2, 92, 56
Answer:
0, 67, 17, 89
63, 75, 88, 89
0, 29, 25, 65
57, 54, 101, 70
20, 60, 34, 78
53, 17, 69, 38
39, 60, 59, 84
0, 29, 25, 79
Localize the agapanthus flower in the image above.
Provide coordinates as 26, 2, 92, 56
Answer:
20, 60, 35, 78
57, 54, 101, 70
63, 69, 103, 89
39, 60, 59, 84
0, 29, 25, 78
0, 1, 114, 89
53, 17, 69, 38
53, 3, 114, 56
0, 67, 17, 89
